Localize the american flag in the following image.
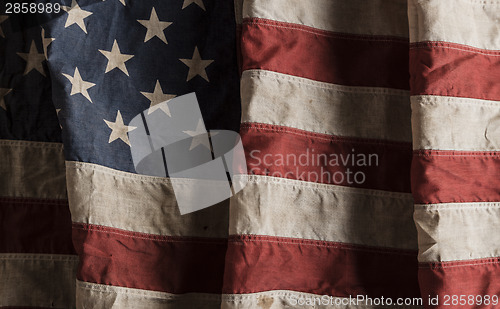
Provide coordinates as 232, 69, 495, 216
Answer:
1, 0, 239, 307
409, 0, 500, 306
1, 0, 499, 308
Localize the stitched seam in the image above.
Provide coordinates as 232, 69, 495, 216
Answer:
463, 0, 500, 4
0, 197, 68, 205
414, 152, 500, 157
411, 41, 500, 55
68, 161, 172, 183
245, 69, 410, 96
0, 253, 78, 261
241, 123, 412, 147
229, 235, 417, 255
243, 18, 409, 43
415, 202, 500, 210
0, 140, 63, 148
73, 224, 227, 244
78, 281, 221, 300
239, 175, 413, 200
421, 259, 500, 269
413, 95, 500, 107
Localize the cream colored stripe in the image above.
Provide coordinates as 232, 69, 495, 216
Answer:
243, 0, 409, 38
0, 140, 66, 199
234, 0, 243, 25
0, 254, 78, 307
230, 175, 416, 250
415, 202, 500, 262
66, 161, 229, 238
411, 95, 500, 151
241, 70, 412, 142
76, 281, 220, 309
408, 0, 500, 50
222, 290, 423, 309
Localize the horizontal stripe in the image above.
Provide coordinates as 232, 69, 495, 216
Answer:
419, 258, 500, 309
0, 140, 66, 199
411, 150, 500, 204
234, 0, 243, 25
408, 0, 500, 50
0, 307, 55, 308
242, 0, 409, 38
410, 42, 500, 101
0, 254, 78, 308
76, 281, 221, 309
241, 123, 412, 192
230, 175, 416, 250
66, 161, 229, 238
0, 197, 74, 254
241, 70, 412, 142
411, 95, 500, 151
223, 235, 419, 298
73, 223, 227, 294
222, 290, 423, 309
241, 18, 409, 90
415, 202, 500, 262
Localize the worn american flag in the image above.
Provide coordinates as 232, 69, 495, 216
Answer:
1, 0, 499, 308
1, 0, 240, 307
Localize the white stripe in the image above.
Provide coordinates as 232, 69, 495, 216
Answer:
222, 290, 423, 309
408, 0, 500, 50
234, 0, 243, 25
415, 202, 500, 262
0, 254, 78, 307
76, 280, 221, 309
241, 70, 412, 142
66, 161, 229, 237
230, 175, 416, 250
0, 140, 66, 199
243, 0, 409, 37
411, 95, 500, 151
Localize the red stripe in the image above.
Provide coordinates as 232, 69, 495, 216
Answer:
72, 223, 228, 294
411, 150, 500, 204
241, 123, 412, 193
222, 235, 420, 298
410, 42, 500, 101
241, 18, 410, 89
419, 258, 500, 309
0, 197, 75, 255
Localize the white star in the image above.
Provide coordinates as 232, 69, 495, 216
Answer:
137, 8, 172, 44
183, 119, 213, 151
104, 111, 137, 146
17, 41, 46, 76
41, 28, 55, 59
179, 46, 214, 82
0, 15, 8, 38
62, 0, 93, 34
140, 80, 176, 115
0, 88, 12, 110
62, 67, 96, 103
182, 0, 205, 10
99, 40, 134, 76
